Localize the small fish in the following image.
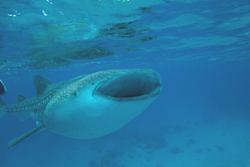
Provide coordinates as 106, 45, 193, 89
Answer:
0, 69, 161, 148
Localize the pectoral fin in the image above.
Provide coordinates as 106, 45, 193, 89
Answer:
8, 125, 45, 148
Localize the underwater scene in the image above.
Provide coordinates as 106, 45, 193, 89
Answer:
0, 0, 250, 166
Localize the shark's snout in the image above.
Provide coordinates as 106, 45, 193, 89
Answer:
95, 70, 161, 100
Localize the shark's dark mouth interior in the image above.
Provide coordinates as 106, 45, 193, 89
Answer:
96, 73, 160, 99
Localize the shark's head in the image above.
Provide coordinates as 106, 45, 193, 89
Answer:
43, 69, 161, 139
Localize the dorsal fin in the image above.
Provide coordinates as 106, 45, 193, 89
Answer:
33, 75, 51, 96
17, 95, 26, 102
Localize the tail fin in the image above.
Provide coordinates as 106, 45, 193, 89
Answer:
0, 80, 7, 95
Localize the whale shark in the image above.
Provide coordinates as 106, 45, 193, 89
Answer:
0, 69, 161, 147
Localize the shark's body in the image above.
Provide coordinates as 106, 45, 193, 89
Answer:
0, 69, 161, 147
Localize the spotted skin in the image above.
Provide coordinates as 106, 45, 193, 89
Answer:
0, 69, 134, 120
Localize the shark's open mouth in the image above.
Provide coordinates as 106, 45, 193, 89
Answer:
95, 70, 161, 100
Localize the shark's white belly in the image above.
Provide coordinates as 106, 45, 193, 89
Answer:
43, 90, 155, 139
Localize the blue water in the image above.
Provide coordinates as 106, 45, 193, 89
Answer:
1, 0, 250, 167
